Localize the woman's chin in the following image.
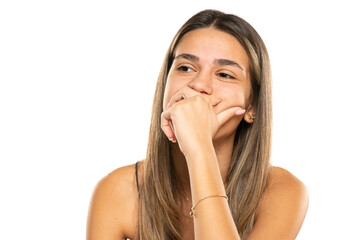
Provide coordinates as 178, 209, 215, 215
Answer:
213, 128, 238, 145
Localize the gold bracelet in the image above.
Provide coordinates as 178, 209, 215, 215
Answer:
190, 194, 228, 217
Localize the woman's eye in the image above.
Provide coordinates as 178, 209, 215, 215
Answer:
218, 72, 235, 79
177, 66, 193, 72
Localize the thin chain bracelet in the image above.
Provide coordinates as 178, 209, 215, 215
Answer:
190, 194, 228, 217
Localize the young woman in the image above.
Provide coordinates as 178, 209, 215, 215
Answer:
87, 9, 309, 240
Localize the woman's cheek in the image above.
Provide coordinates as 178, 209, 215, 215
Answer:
162, 77, 185, 110
222, 85, 247, 109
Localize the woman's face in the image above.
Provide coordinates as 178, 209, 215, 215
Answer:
163, 27, 253, 140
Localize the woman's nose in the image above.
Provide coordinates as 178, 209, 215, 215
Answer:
187, 73, 213, 95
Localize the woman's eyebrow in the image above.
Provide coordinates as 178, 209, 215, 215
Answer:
174, 53, 199, 62
175, 53, 245, 73
214, 58, 245, 72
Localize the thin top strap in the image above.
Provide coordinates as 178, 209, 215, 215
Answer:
135, 161, 139, 192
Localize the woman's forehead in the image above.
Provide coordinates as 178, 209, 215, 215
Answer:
174, 28, 249, 68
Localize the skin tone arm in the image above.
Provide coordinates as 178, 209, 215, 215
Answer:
162, 88, 245, 240
187, 142, 240, 240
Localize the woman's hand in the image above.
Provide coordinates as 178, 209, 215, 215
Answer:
161, 87, 245, 156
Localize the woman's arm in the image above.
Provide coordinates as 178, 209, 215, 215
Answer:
186, 143, 241, 240
162, 90, 244, 239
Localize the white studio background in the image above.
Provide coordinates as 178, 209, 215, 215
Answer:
0, 0, 359, 239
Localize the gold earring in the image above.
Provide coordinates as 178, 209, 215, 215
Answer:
248, 114, 255, 120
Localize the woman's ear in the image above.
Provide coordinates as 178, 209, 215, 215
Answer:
244, 105, 256, 123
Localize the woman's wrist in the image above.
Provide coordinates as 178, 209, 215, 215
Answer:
183, 139, 215, 165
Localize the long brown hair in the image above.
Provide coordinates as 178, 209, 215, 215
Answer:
137, 9, 272, 240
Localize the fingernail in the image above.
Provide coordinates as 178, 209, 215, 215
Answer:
235, 109, 246, 115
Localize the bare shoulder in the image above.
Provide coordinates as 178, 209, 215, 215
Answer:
96, 163, 139, 197
267, 166, 308, 193
248, 166, 309, 240
87, 162, 141, 240
264, 166, 309, 214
